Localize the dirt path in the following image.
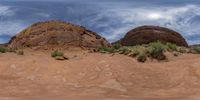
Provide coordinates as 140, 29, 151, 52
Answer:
0, 49, 200, 99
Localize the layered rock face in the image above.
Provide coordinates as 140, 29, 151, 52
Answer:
120, 25, 188, 47
8, 20, 110, 49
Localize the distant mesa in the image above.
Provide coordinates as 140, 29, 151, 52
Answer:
119, 25, 188, 47
8, 20, 110, 49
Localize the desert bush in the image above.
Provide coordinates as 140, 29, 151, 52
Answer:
0, 46, 7, 53
166, 42, 177, 51
113, 43, 121, 50
177, 47, 187, 53
148, 41, 167, 50
98, 41, 181, 62
173, 52, 180, 56
118, 47, 129, 54
147, 41, 166, 60
131, 46, 146, 56
129, 49, 140, 57
51, 50, 64, 57
191, 47, 200, 54
137, 53, 147, 62
98, 47, 115, 53
17, 50, 24, 55
7, 48, 17, 53
124, 49, 131, 55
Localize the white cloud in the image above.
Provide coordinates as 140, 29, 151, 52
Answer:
0, 21, 26, 36
0, 21, 26, 43
0, 2, 200, 45
36, 12, 51, 18
104, 25, 132, 41
0, 5, 14, 16
92, 4, 200, 44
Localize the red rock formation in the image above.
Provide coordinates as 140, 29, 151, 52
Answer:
8, 20, 110, 49
120, 25, 188, 47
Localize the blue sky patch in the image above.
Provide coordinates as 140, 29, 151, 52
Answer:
0, 0, 200, 45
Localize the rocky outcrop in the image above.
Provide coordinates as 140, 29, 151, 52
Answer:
120, 25, 188, 47
8, 20, 110, 49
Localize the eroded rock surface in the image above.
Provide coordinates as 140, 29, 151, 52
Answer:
8, 20, 110, 49
120, 25, 188, 47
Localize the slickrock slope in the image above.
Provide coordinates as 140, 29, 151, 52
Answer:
8, 20, 110, 49
120, 25, 188, 47
0, 49, 200, 100
2, 22, 200, 100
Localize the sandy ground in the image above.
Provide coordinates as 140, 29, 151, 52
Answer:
0, 49, 200, 100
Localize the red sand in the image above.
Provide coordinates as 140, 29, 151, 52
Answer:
0, 49, 200, 99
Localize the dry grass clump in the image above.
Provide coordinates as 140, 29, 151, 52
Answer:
51, 50, 64, 57
51, 50, 69, 60
0, 46, 25, 56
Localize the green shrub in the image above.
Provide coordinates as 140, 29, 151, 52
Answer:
129, 50, 140, 57
137, 53, 147, 62
124, 50, 131, 55
130, 46, 145, 56
0, 47, 7, 53
113, 43, 121, 50
148, 41, 167, 50
166, 43, 177, 51
97, 41, 181, 62
147, 41, 166, 60
51, 50, 64, 57
118, 47, 129, 54
98, 47, 115, 53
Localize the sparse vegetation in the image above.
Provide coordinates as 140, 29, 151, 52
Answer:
97, 41, 200, 63
17, 50, 24, 55
147, 41, 166, 60
0, 47, 25, 55
113, 43, 121, 49
98, 41, 183, 62
191, 47, 200, 54
7, 48, 17, 53
51, 50, 69, 60
98, 47, 115, 53
51, 50, 64, 57
0, 46, 7, 53
137, 53, 147, 63
120, 47, 131, 55
118, 47, 129, 54
166, 42, 177, 51
129, 48, 140, 57
177, 47, 188, 53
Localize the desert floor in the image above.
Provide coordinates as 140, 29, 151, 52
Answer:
0, 49, 200, 100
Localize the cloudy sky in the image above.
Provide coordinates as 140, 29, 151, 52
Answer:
0, 0, 200, 44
